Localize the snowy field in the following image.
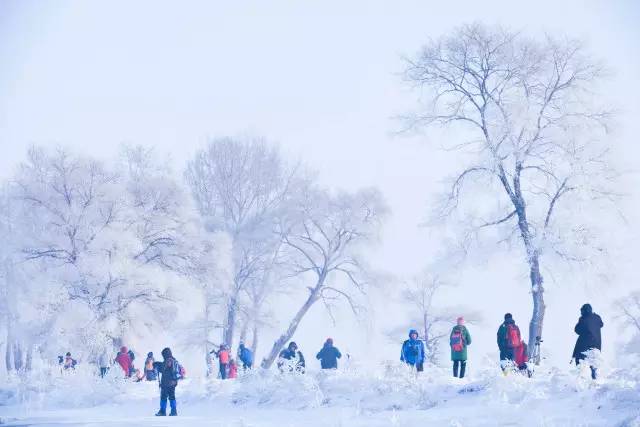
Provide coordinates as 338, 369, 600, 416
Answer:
2, 363, 639, 427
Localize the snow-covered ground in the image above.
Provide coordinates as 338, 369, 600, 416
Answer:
1, 362, 639, 427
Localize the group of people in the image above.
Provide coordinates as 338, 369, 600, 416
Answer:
275, 338, 343, 373
209, 341, 254, 379
398, 304, 604, 380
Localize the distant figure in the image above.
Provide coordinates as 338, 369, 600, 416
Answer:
63, 352, 77, 370
237, 342, 254, 370
144, 352, 157, 381
115, 346, 132, 377
210, 345, 230, 379
127, 348, 136, 377
98, 349, 110, 378
450, 317, 472, 378
497, 313, 522, 370
572, 303, 604, 380
278, 342, 306, 373
228, 359, 238, 379
316, 338, 342, 369
400, 329, 425, 372
154, 347, 183, 416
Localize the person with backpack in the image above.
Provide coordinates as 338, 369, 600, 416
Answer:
153, 347, 183, 417
210, 344, 230, 379
144, 352, 157, 381
400, 329, 426, 372
63, 352, 77, 370
278, 342, 306, 373
497, 313, 523, 371
450, 317, 472, 378
115, 346, 132, 378
316, 338, 342, 370
572, 303, 604, 380
228, 359, 238, 379
237, 342, 254, 370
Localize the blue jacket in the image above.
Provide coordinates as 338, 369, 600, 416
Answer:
238, 345, 254, 365
400, 330, 425, 365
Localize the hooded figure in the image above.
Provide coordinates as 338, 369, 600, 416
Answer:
316, 338, 342, 369
238, 342, 254, 370
497, 313, 522, 362
154, 347, 182, 416
400, 329, 425, 371
63, 352, 77, 370
572, 304, 603, 379
450, 317, 472, 378
115, 346, 132, 377
145, 352, 157, 381
278, 342, 306, 373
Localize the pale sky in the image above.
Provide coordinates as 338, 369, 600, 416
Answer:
1, 0, 639, 364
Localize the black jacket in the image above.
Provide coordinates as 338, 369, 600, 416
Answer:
497, 319, 520, 360
316, 345, 342, 369
154, 357, 180, 388
572, 305, 603, 360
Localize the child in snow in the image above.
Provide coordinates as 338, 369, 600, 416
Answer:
115, 346, 132, 378
210, 345, 230, 379
228, 359, 238, 379
98, 349, 109, 378
153, 347, 183, 416
63, 352, 77, 370
400, 329, 425, 372
450, 317, 472, 378
144, 352, 157, 381
278, 342, 306, 373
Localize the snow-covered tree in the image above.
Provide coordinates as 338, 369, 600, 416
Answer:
402, 23, 614, 353
261, 186, 388, 368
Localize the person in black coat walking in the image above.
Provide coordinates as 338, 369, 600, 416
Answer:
316, 338, 342, 369
572, 303, 603, 379
153, 347, 183, 416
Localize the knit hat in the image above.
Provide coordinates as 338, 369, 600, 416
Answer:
457, 317, 465, 325
504, 313, 513, 321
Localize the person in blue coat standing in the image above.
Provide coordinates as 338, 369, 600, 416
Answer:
401, 329, 425, 372
316, 338, 342, 369
237, 342, 254, 370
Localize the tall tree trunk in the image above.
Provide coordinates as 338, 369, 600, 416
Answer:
25, 345, 33, 371
239, 321, 248, 344
13, 341, 23, 371
251, 323, 259, 358
528, 252, 545, 360
223, 289, 239, 348
261, 276, 325, 369
5, 339, 12, 372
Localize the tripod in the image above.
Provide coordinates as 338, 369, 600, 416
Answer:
530, 336, 543, 366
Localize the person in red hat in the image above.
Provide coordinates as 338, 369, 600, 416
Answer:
115, 346, 132, 377
316, 338, 342, 369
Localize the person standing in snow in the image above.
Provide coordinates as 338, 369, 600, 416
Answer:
98, 349, 110, 378
278, 342, 306, 373
316, 338, 342, 370
572, 303, 604, 380
63, 352, 77, 370
400, 329, 426, 372
153, 347, 183, 416
115, 346, 132, 378
144, 352, 157, 381
210, 344, 230, 379
237, 342, 254, 370
450, 317, 472, 378
497, 313, 523, 371
127, 348, 136, 377
228, 359, 238, 379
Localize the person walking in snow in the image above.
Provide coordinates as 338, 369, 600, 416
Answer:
572, 303, 604, 380
497, 313, 523, 371
316, 338, 342, 370
450, 317, 472, 378
98, 349, 110, 378
144, 352, 158, 381
228, 358, 238, 379
278, 342, 306, 373
115, 346, 132, 378
400, 329, 426, 372
210, 344, 230, 379
154, 347, 183, 416
237, 342, 254, 370
63, 352, 77, 370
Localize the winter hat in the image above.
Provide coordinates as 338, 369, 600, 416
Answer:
66, 352, 71, 357
161, 347, 172, 359
504, 313, 513, 321
121, 346, 128, 353
581, 304, 593, 316
147, 352, 153, 358
288, 342, 298, 350
457, 317, 465, 325
409, 329, 419, 338
326, 338, 334, 345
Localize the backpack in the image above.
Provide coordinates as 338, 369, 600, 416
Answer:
173, 359, 185, 380
450, 328, 465, 352
506, 324, 521, 349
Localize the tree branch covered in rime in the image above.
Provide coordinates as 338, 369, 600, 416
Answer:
185, 136, 300, 350
261, 186, 388, 368
403, 23, 616, 354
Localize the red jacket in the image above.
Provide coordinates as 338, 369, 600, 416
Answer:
219, 349, 230, 364
514, 342, 528, 367
115, 348, 132, 376
228, 362, 238, 379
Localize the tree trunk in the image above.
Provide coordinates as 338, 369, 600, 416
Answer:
5, 338, 12, 372
261, 277, 325, 369
251, 323, 259, 358
223, 290, 239, 348
528, 252, 545, 361
25, 345, 33, 371
13, 341, 23, 371
239, 321, 248, 344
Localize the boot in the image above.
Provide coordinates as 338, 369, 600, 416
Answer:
169, 399, 177, 416
453, 362, 459, 378
156, 399, 167, 416
459, 361, 466, 379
